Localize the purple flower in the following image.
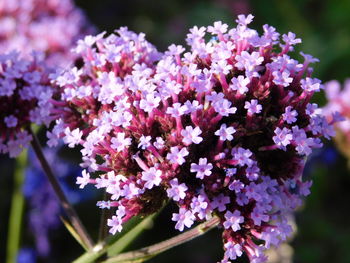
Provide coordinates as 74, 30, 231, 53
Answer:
186, 26, 206, 45
172, 208, 195, 231
138, 135, 152, 150
215, 124, 236, 141
323, 79, 350, 159
17, 248, 37, 263
63, 127, 82, 148
167, 179, 188, 201
230, 75, 250, 94
154, 137, 165, 149
282, 106, 298, 124
139, 93, 161, 113
272, 70, 293, 87
107, 216, 123, 234
190, 158, 213, 179
141, 167, 162, 189
251, 207, 269, 226
235, 51, 264, 73
208, 21, 228, 35
0, 0, 94, 66
0, 52, 54, 157
213, 99, 237, 116
167, 147, 189, 165
301, 77, 322, 92
273, 127, 293, 149
228, 180, 244, 193
111, 132, 132, 152
4, 115, 18, 128
76, 170, 90, 189
282, 32, 302, 46
236, 14, 254, 26
292, 127, 316, 156
244, 99, 262, 115
223, 210, 244, 231
190, 194, 209, 219
48, 16, 339, 263
181, 126, 203, 145
211, 194, 230, 212
166, 103, 187, 118
232, 147, 253, 167
223, 242, 243, 261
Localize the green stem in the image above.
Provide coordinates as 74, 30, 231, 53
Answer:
103, 217, 220, 263
74, 214, 156, 263
6, 150, 28, 263
107, 214, 156, 257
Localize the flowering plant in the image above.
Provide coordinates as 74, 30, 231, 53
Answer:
42, 14, 340, 262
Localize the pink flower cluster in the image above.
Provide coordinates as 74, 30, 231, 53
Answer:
0, 52, 54, 157
323, 80, 350, 158
0, 0, 93, 66
49, 15, 338, 263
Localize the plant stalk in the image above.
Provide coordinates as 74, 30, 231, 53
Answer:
6, 150, 27, 263
103, 217, 220, 263
98, 191, 110, 243
29, 127, 94, 250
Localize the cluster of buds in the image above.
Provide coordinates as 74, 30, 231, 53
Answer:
49, 15, 339, 263
0, 0, 93, 66
0, 51, 54, 157
323, 80, 350, 160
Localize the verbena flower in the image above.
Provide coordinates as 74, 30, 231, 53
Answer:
323, 80, 349, 159
0, 51, 54, 157
0, 0, 93, 66
50, 15, 339, 263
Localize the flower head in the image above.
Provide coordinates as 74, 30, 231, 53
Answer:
50, 16, 338, 263
0, 0, 94, 66
0, 52, 54, 157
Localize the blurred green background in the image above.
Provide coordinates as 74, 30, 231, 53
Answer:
1, 0, 350, 262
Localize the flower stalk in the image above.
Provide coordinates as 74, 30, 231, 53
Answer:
74, 214, 157, 263
102, 217, 220, 263
6, 150, 27, 263
28, 127, 94, 250
99, 191, 112, 242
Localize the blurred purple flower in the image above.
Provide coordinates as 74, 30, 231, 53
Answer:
17, 247, 37, 263
0, 52, 54, 158
0, 0, 94, 66
323, 80, 350, 159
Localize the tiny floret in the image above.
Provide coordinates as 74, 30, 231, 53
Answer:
190, 158, 213, 179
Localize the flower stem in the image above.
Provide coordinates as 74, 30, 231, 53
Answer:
98, 191, 111, 242
28, 127, 94, 250
73, 214, 156, 263
102, 217, 220, 263
6, 150, 27, 263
